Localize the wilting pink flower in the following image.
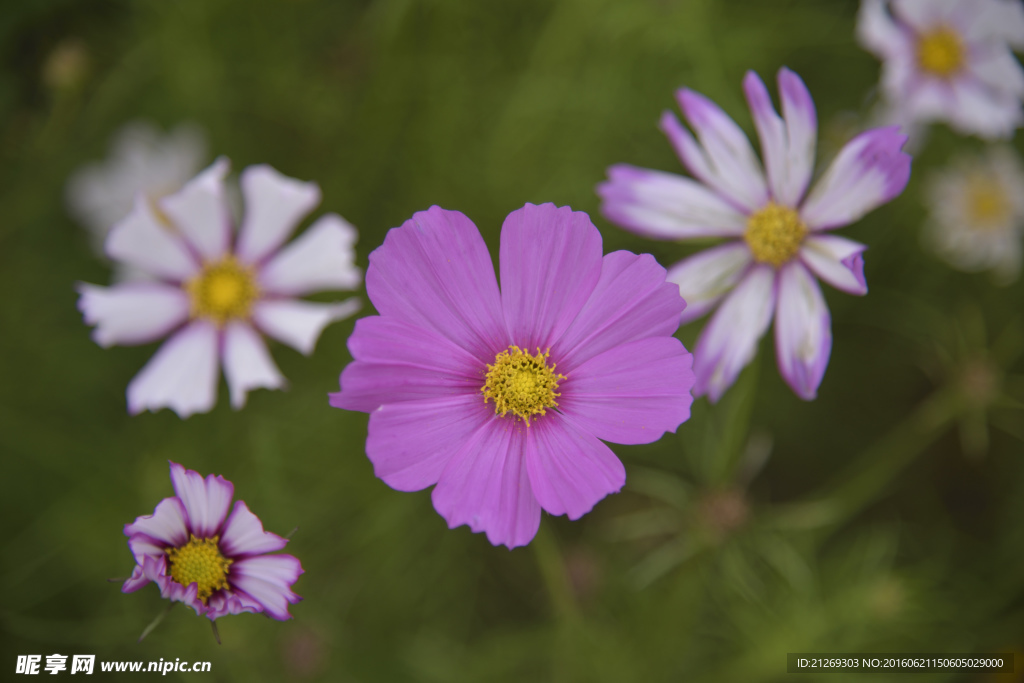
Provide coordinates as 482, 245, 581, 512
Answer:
598, 68, 911, 401
78, 159, 361, 417
857, 0, 1024, 139
330, 203, 695, 549
123, 461, 302, 621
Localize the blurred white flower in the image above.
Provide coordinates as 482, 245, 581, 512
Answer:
923, 146, 1024, 283
66, 121, 207, 253
857, 0, 1024, 139
78, 159, 362, 418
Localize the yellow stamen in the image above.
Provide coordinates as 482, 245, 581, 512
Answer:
165, 535, 232, 603
185, 256, 259, 325
482, 346, 565, 425
917, 26, 965, 78
965, 177, 1011, 228
744, 202, 807, 267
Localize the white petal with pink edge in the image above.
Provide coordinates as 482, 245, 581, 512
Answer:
799, 235, 868, 295
169, 461, 235, 539
222, 321, 286, 409
105, 195, 199, 281
258, 213, 361, 296
219, 500, 288, 557
252, 298, 361, 355
235, 165, 321, 264
77, 282, 189, 347
856, 0, 906, 59
774, 262, 832, 401
159, 158, 232, 261
124, 496, 189, 549
667, 242, 752, 324
230, 555, 303, 620
127, 321, 220, 418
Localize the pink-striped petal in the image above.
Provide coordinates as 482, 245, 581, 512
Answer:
800, 126, 911, 231
220, 500, 288, 557
124, 496, 189, 549
252, 298, 361, 356
499, 203, 603, 351
523, 412, 625, 520
122, 554, 166, 594
559, 337, 694, 445
692, 265, 777, 402
159, 158, 232, 261
205, 589, 263, 620
228, 555, 303, 621
222, 321, 286, 409
105, 195, 199, 281
77, 282, 189, 347
597, 164, 748, 239
126, 321, 220, 418
666, 242, 752, 325
258, 213, 361, 296
365, 206, 508, 358
774, 262, 832, 401
431, 420, 541, 549
235, 165, 321, 264
169, 461, 235, 539
800, 235, 868, 295
552, 250, 684, 373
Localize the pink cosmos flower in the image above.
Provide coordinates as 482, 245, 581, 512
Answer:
857, 0, 1024, 139
123, 461, 303, 621
598, 68, 911, 402
78, 159, 361, 418
329, 203, 695, 549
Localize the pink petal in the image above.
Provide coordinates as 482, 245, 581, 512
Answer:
774, 262, 832, 400
597, 164, 747, 239
800, 235, 868, 295
559, 337, 694, 445
126, 321, 220, 418
222, 321, 286, 409
105, 195, 199, 281
252, 298, 361, 355
666, 242, 752, 325
329, 315, 483, 413
947, 78, 1022, 139
800, 126, 911, 231
856, 0, 907, 59
122, 554, 166, 594
499, 203, 603, 351
674, 89, 769, 211
159, 158, 232, 261
431, 420, 541, 549
258, 213, 361, 296
220, 500, 288, 557
365, 206, 508, 358
124, 496, 189, 548
229, 554, 304, 620
77, 282, 189, 347
552, 250, 685, 373
892, 0, 954, 31
693, 265, 777, 402
523, 412, 625, 520
365, 394, 495, 492
169, 461, 234, 539
235, 165, 321, 264
777, 68, 817, 206
205, 589, 262, 620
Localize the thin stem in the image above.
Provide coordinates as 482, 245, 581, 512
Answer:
138, 602, 174, 643
211, 620, 221, 645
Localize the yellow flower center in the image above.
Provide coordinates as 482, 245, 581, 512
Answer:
965, 178, 1011, 229
185, 256, 259, 325
744, 202, 807, 267
916, 26, 965, 78
481, 345, 565, 425
165, 535, 232, 603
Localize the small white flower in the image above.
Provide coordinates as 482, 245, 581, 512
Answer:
857, 0, 1024, 139
923, 146, 1024, 282
66, 121, 207, 253
78, 159, 362, 417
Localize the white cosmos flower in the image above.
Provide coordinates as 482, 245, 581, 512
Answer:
67, 121, 207, 253
598, 68, 911, 402
923, 146, 1024, 283
78, 159, 362, 418
857, 0, 1024, 139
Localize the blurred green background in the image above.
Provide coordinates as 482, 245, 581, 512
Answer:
2, 0, 1023, 681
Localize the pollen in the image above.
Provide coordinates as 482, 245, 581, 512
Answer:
744, 202, 807, 267
165, 535, 232, 603
916, 26, 965, 78
185, 256, 259, 325
482, 345, 565, 425
965, 178, 1011, 228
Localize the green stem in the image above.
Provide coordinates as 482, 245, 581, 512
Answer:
137, 602, 174, 643
531, 522, 579, 622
